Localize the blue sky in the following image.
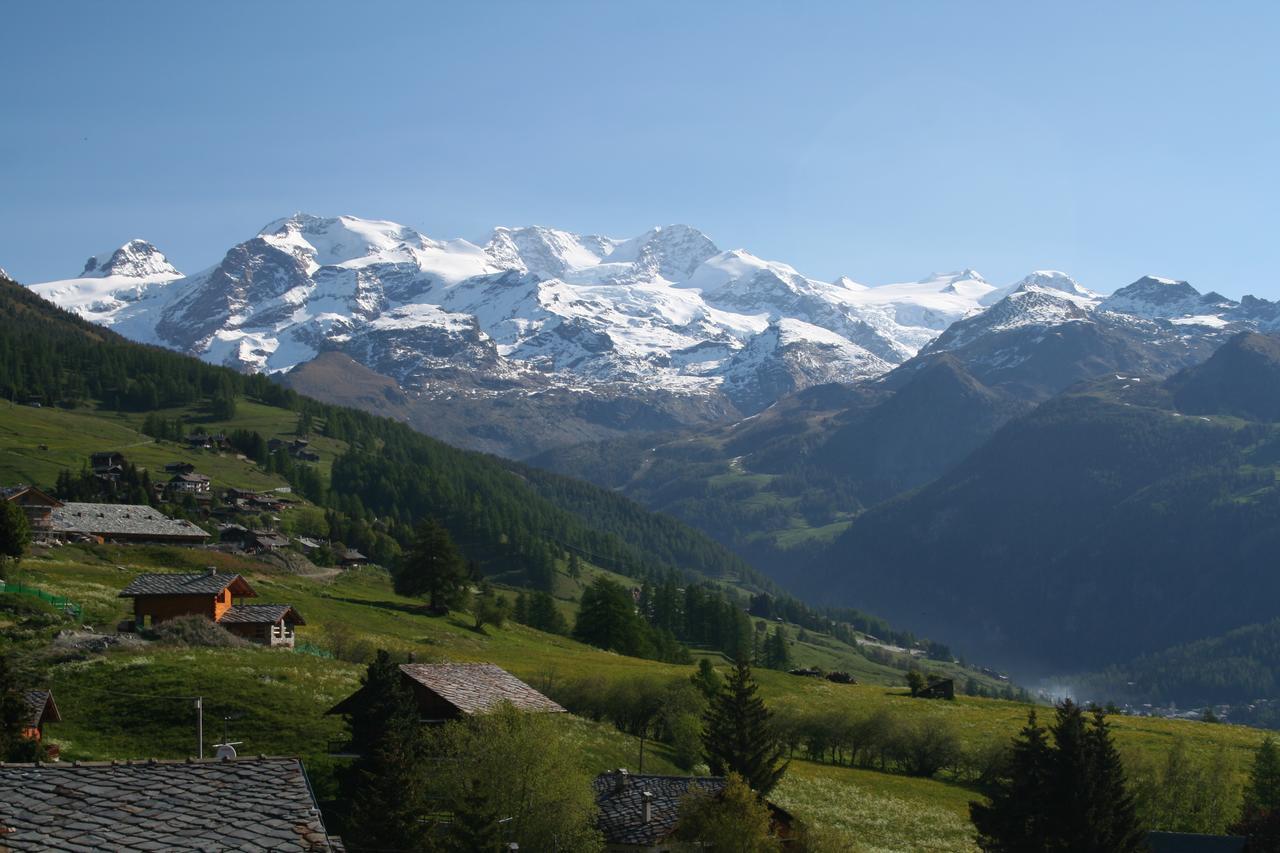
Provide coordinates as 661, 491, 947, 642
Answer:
4, 1, 1280, 297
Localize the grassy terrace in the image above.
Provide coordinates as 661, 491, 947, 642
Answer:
13, 542, 1273, 851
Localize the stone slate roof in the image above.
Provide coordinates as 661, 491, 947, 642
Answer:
1147, 832, 1247, 853
400, 663, 566, 715
220, 604, 305, 626
22, 689, 60, 730
592, 773, 726, 846
0, 757, 337, 851
118, 571, 255, 598
52, 502, 208, 540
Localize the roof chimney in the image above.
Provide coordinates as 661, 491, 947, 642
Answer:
614, 768, 629, 792
206, 567, 217, 576
642, 790, 653, 825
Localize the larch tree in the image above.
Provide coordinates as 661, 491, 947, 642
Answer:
395, 517, 467, 611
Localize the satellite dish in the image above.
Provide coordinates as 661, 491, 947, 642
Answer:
214, 744, 237, 760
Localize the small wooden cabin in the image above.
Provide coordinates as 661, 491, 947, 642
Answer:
117, 570, 304, 647
218, 604, 305, 647
21, 689, 60, 742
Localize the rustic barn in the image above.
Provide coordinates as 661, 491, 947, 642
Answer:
328, 662, 565, 722
0, 757, 340, 851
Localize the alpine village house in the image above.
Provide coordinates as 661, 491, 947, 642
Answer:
118, 570, 305, 647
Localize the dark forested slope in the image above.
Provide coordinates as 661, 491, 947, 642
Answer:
812, 337, 1280, 675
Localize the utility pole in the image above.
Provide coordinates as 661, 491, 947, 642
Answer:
194, 697, 203, 759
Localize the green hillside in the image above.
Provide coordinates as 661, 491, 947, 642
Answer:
5, 541, 1271, 850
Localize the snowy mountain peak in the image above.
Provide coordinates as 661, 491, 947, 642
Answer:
483, 226, 616, 279
834, 275, 869, 292
257, 213, 434, 268
81, 239, 180, 279
605, 224, 720, 280
981, 270, 1096, 306
1098, 275, 1234, 320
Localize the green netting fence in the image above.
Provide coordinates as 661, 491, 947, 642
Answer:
0, 580, 83, 620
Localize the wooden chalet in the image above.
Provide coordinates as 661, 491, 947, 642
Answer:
186, 433, 230, 451
328, 663, 565, 723
163, 461, 196, 475
1, 485, 62, 533
118, 570, 304, 646
337, 548, 367, 568
21, 689, 60, 742
592, 770, 796, 851
0, 757, 341, 850
89, 451, 126, 479
166, 472, 211, 495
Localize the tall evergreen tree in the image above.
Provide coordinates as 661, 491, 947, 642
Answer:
971, 710, 1054, 849
395, 518, 467, 611
0, 501, 30, 581
1243, 737, 1280, 818
339, 650, 431, 852
970, 702, 1144, 852
0, 654, 40, 762
703, 658, 788, 795
574, 576, 648, 656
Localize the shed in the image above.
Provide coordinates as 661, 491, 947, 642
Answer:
21, 689, 60, 741
218, 604, 306, 647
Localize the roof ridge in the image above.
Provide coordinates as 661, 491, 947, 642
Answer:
0, 755, 300, 768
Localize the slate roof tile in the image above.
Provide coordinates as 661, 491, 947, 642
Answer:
118, 572, 254, 598
592, 772, 727, 846
398, 663, 566, 715
0, 757, 336, 851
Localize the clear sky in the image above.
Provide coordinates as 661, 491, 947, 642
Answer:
4, 1, 1280, 297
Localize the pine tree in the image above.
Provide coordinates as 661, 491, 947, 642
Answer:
395, 518, 467, 611
0, 654, 40, 762
445, 776, 503, 851
339, 650, 431, 851
0, 500, 30, 581
971, 710, 1054, 850
691, 658, 723, 700
1242, 736, 1280, 818
703, 658, 788, 794
970, 702, 1145, 852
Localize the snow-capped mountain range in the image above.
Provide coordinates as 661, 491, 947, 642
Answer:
26, 214, 1280, 420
